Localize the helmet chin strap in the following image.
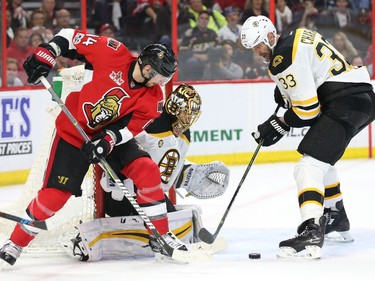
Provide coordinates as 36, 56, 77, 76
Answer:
263, 35, 278, 63
139, 63, 157, 85
265, 34, 278, 54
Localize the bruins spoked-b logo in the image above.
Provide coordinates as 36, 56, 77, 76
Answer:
83, 87, 129, 129
158, 149, 180, 184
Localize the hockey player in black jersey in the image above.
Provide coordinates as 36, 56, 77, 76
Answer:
241, 15, 375, 259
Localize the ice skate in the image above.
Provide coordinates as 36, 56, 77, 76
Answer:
149, 231, 210, 263
0, 239, 23, 270
149, 231, 188, 263
324, 200, 354, 242
278, 216, 327, 259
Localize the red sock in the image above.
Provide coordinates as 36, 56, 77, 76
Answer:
122, 157, 168, 235
11, 188, 71, 247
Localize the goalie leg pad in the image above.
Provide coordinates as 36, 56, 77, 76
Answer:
65, 207, 198, 261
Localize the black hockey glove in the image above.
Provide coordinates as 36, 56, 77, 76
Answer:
23, 43, 57, 84
81, 131, 116, 164
274, 86, 289, 109
252, 115, 290, 147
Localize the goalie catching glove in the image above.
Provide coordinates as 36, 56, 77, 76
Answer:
252, 115, 290, 147
175, 161, 230, 199
99, 161, 230, 201
81, 130, 117, 163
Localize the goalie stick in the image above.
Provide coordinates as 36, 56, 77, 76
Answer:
0, 76, 203, 262
198, 105, 281, 244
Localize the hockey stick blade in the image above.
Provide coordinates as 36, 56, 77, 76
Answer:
198, 227, 216, 244
169, 237, 229, 263
0, 211, 48, 230
191, 236, 228, 254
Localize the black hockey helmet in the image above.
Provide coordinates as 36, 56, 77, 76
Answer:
138, 42, 177, 78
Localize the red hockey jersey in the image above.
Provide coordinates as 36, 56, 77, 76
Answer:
53, 29, 164, 148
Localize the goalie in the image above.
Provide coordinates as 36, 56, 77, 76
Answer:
68, 84, 230, 261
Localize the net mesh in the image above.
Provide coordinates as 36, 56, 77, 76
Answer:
0, 65, 97, 252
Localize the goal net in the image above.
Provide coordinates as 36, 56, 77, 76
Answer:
0, 65, 100, 252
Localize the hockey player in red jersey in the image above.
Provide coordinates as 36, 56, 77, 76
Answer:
0, 28, 197, 268
66, 84, 230, 261
241, 16, 375, 259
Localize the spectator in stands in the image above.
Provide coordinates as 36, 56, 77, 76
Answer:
6, 8, 15, 48
331, 0, 354, 28
298, 0, 319, 30
316, 0, 354, 37
6, 27, 34, 84
332, 31, 358, 63
351, 55, 364, 67
364, 44, 373, 77
0, 58, 24, 87
286, 0, 305, 13
244, 51, 269, 79
202, 40, 244, 80
213, 0, 246, 12
347, 0, 370, 14
130, 0, 159, 25
98, 23, 116, 37
217, 6, 242, 44
53, 9, 73, 34
342, 8, 372, 58
87, 0, 112, 33
123, 0, 159, 49
39, 0, 57, 29
179, 10, 219, 80
187, 0, 227, 33
28, 9, 54, 42
29, 32, 45, 49
155, 0, 191, 47
241, 0, 269, 24
275, 0, 293, 35
54, 13, 86, 70
8, 0, 29, 30
351, 54, 372, 78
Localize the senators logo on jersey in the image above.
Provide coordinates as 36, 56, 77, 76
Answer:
83, 87, 129, 129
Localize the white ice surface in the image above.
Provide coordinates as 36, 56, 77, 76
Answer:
0, 159, 374, 280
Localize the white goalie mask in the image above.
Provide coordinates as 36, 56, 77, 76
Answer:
241, 15, 277, 50
165, 84, 202, 137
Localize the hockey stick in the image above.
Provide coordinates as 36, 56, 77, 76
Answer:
198, 105, 281, 244
0, 211, 48, 230
29, 76, 176, 257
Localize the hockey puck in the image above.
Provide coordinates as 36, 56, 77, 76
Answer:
248, 253, 261, 259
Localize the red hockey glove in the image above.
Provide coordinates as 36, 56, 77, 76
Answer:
23, 43, 57, 84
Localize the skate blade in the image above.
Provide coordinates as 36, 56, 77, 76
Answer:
325, 231, 354, 243
0, 259, 12, 272
190, 237, 228, 255
277, 246, 321, 260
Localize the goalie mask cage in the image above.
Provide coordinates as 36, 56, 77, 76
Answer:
0, 65, 176, 253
